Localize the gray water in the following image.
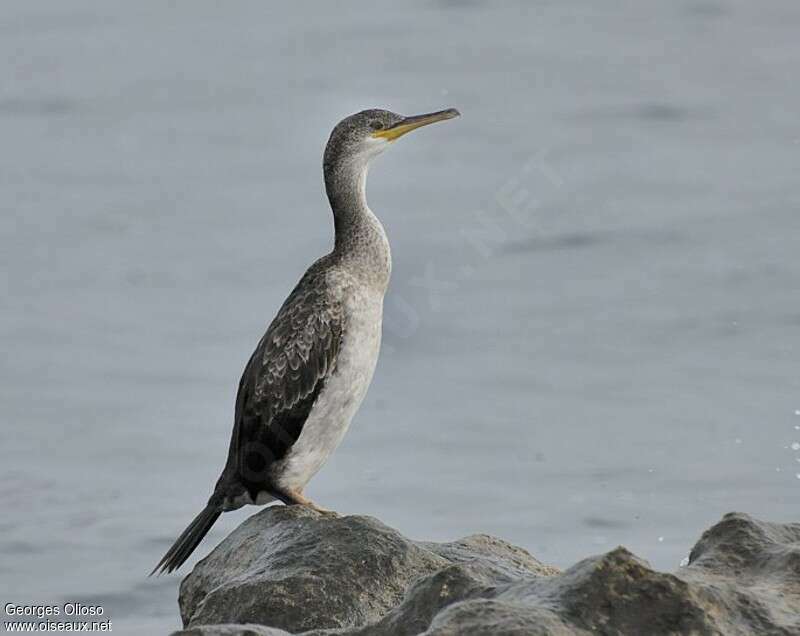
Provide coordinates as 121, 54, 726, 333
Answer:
2, 1, 799, 634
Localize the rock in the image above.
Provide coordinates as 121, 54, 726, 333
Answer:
173, 509, 800, 636
176, 506, 553, 634
177, 506, 450, 632
176, 627, 291, 636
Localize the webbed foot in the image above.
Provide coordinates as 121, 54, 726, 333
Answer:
279, 489, 338, 516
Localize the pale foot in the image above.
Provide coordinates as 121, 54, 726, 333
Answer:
281, 489, 339, 516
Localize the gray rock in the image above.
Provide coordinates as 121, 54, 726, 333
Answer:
179, 506, 447, 632
173, 509, 800, 636
175, 626, 292, 636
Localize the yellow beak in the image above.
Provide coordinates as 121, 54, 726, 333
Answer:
371, 108, 461, 141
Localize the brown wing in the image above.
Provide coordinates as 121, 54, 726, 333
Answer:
226, 271, 344, 495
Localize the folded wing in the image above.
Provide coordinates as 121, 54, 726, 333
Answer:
228, 272, 344, 494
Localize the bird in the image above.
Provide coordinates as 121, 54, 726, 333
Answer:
152, 107, 460, 574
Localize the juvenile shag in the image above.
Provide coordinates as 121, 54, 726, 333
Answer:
153, 107, 460, 574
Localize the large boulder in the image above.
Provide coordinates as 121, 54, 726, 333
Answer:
174, 509, 800, 635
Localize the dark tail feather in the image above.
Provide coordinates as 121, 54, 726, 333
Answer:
151, 504, 221, 576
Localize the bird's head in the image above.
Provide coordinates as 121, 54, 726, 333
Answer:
324, 107, 460, 171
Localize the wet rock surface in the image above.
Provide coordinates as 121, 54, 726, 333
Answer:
173, 508, 799, 635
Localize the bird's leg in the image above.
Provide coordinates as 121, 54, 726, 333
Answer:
278, 489, 338, 516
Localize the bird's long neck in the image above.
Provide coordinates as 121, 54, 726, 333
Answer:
324, 156, 391, 290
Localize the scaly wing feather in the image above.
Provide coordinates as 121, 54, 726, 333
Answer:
226, 269, 344, 496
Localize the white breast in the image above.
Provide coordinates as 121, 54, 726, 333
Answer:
272, 288, 383, 492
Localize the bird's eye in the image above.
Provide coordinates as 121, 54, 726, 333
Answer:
369, 121, 384, 131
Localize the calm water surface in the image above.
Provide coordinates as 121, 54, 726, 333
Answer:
2, 1, 799, 633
